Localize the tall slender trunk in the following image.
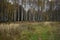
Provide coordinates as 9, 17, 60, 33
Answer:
13, 0, 17, 21
14, 9, 16, 21
29, 0, 31, 21
3, 0, 4, 22
25, 0, 27, 21
17, 0, 20, 21
38, 0, 39, 21
29, 11, 31, 21
21, 0, 23, 21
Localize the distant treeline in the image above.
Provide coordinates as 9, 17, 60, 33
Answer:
0, 0, 60, 22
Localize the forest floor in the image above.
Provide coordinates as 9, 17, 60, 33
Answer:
0, 22, 60, 40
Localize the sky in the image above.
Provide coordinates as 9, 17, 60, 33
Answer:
49, 0, 51, 1
9, 0, 13, 4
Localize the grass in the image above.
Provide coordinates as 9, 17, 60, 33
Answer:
0, 22, 60, 40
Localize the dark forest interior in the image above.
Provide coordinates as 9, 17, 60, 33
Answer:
0, 0, 60, 22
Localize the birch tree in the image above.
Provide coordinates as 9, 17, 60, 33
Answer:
13, 0, 17, 21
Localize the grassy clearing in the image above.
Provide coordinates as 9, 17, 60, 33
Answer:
0, 22, 60, 40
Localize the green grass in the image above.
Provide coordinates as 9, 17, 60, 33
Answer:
0, 22, 60, 40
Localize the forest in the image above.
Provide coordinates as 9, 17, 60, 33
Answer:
0, 0, 60, 40
0, 0, 60, 22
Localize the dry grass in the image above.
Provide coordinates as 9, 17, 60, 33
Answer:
0, 22, 60, 40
